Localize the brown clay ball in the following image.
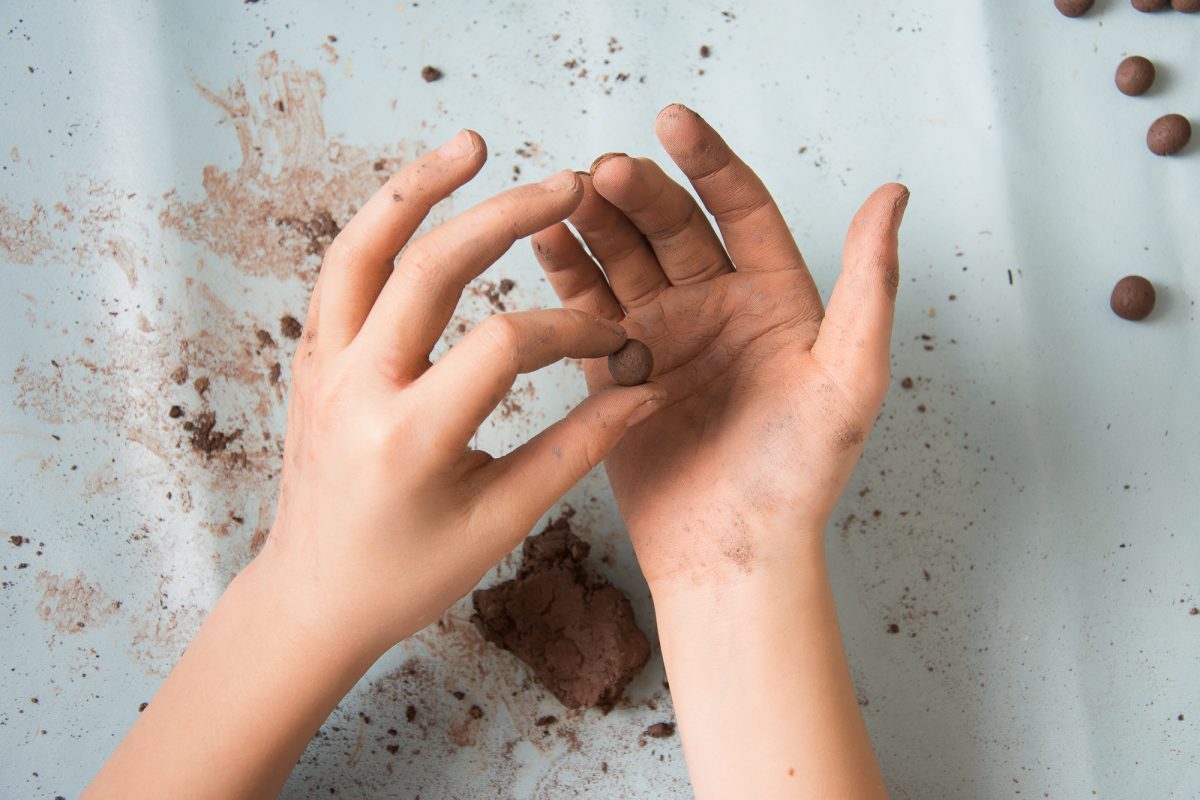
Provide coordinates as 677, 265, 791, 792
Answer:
1116, 56, 1156, 96
608, 339, 653, 386
1147, 114, 1192, 156
1173, 0, 1200, 11
1110, 276, 1156, 321
1132, 0, 1170, 9
1055, 0, 1095, 15
1054, 0, 1095, 15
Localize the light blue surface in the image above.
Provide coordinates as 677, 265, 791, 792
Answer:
2, 1, 1198, 797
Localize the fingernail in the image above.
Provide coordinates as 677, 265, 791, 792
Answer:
542, 170, 579, 192
894, 186, 911, 221
437, 129, 475, 160
589, 152, 627, 175
626, 391, 665, 428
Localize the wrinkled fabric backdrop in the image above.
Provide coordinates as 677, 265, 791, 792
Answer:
2, 1, 1198, 797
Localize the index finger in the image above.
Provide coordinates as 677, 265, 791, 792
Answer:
355, 170, 584, 383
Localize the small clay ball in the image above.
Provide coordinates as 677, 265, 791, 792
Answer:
1110, 276, 1156, 321
608, 339, 653, 386
1131, 0, 1170, 10
1147, 114, 1192, 156
1055, 0, 1095, 15
1115, 56, 1155, 96
1172, 0, 1200, 11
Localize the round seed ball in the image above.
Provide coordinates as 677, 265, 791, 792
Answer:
1147, 114, 1192, 156
1131, 0, 1170, 10
1115, 56, 1156, 96
1055, 0, 1095, 15
1172, 0, 1200, 11
1110, 276, 1156, 321
608, 339, 653, 386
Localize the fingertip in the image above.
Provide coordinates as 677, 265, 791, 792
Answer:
589, 151, 628, 175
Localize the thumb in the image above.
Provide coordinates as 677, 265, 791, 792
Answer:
475, 384, 665, 539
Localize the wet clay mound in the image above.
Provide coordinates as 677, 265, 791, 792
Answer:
472, 514, 650, 711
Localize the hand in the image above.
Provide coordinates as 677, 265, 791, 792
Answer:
532, 105, 908, 588
260, 129, 664, 655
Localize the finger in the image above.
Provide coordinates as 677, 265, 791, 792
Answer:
411, 308, 629, 455
357, 171, 584, 382
315, 129, 486, 357
476, 383, 666, 528
530, 222, 624, 322
811, 183, 910, 407
567, 171, 670, 309
589, 153, 734, 286
655, 104, 813, 283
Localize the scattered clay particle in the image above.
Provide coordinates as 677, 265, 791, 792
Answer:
498, 278, 515, 295
901, 377, 913, 389
699, 45, 711, 58
1190, 607, 1198, 616
189, 411, 243, 456
170, 366, 189, 385
255, 329, 276, 348
168, 405, 184, 419
644, 722, 676, 738
280, 314, 303, 340
193, 377, 210, 396
917, 404, 927, 413
268, 362, 281, 384
137, 702, 148, 712
468, 705, 484, 719
421, 65, 443, 82
535, 715, 558, 727
275, 210, 340, 256
887, 623, 900, 634
405, 704, 417, 722
385, 744, 400, 755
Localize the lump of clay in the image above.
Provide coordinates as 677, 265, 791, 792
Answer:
1055, 0, 1095, 16
1115, 56, 1155, 96
608, 339, 654, 386
1147, 114, 1192, 156
472, 513, 650, 711
1110, 276, 1156, 321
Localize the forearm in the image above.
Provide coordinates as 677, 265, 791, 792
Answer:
651, 535, 887, 800
85, 554, 381, 800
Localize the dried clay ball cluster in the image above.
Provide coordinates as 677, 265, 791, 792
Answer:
1056, 2, 1194, 156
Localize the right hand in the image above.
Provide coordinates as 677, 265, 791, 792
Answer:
532, 105, 909, 589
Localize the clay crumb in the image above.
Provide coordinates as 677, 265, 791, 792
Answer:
900, 377, 913, 389
189, 411, 243, 456
268, 363, 281, 385
644, 722, 676, 738
137, 702, 148, 712
405, 704, 417, 722
280, 315, 303, 340
193, 377, 210, 396
699, 45, 711, 57
421, 65, 443, 82
255, 329, 276, 348
535, 715, 558, 726
168, 405, 184, 419
887, 623, 900, 634
170, 366, 189, 385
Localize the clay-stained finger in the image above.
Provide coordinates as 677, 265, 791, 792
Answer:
356, 171, 584, 383
589, 154, 734, 286
316, 130, 486, 357
530, 222, 624, 323
810, 183, 909, 408
411, 308, 629, 455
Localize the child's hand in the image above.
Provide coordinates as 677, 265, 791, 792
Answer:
258, 130, 664, 655
532, 106, 908, 589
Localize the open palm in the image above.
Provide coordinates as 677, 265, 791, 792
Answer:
533, 105, 908, 586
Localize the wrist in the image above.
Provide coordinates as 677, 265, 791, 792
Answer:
639, 517, 828, 602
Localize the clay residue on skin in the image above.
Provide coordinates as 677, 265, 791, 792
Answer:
159, 51, 422, 279
35, 571, 123, 634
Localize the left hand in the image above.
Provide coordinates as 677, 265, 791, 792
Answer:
256, 129, 664, 656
